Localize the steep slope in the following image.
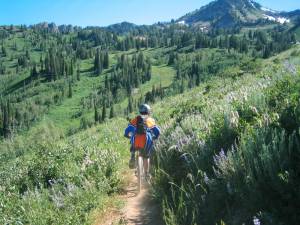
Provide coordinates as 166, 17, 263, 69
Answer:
151, 46, 300, 225
177, 0, 294, 28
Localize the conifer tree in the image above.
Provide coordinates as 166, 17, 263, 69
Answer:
31, 64, 38, 79
2, 101, 10, 138
68, 81, 72, 98
128, 97, 133, 113
103, 51, 109, 69
94, 49, 102, 75
94, 105, 99, 123
101, 103, 106, 122
109, 105, 114, 119
1, 45, 7, 57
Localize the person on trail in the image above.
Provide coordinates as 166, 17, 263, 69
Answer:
124, 104, 160, 177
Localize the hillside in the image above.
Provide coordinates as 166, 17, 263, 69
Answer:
0, 0, 300, 224
151, 46, 300, 225
177, 0, 297, 29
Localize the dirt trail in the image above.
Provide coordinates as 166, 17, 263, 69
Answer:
120, 176, 164, 225
99, 172, 164, 225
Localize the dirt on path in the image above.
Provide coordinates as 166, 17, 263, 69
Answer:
98, 172, 164, 225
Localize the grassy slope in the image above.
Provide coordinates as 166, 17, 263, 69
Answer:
148, 46, 300, 225
2, 27, 298, 224
0, 41, 177, 223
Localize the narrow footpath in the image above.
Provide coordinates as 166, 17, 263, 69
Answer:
98, 172, 164, 225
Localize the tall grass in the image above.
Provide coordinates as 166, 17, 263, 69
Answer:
152, 59, 300, 225
0, 118, 127, 225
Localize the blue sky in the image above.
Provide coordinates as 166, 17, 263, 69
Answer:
0, 0, 299, 27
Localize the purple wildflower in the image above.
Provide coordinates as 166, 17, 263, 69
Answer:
213, 148, 227, 165
204, 172, 210, 185
253, 216, 261, 225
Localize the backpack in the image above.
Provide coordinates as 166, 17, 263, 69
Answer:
136, 116, 147, 135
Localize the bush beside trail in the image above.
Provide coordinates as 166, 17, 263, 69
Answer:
152, 56, 300, 225
0, 118, 127, 225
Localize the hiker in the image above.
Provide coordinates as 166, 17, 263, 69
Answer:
124, 104, 160, 177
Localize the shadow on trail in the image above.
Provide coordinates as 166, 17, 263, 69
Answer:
121, 174, 164, 225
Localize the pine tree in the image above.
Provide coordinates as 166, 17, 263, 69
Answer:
101, 103, 106, 122
128, 97, 133, 113
180, 78, 184, 93
2, 101, 10, 138
70, 60, 74, 75
1, 45, 7, 57
94, 105, 99, 123
40, 55, 44, 73
168, 52, 175, 65
26, 49, 30, 60
109, 105, 114, 118
31, 64, 38, 79
137, 51, 144, 69
103, 51, 109, 69
94, 49, 102, 75
68, 81, 72, 98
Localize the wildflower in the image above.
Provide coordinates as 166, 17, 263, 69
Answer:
250, 106, 258, 115
187, 173, 194, 182
203, 172, 210, 185
253, 216, 261, 225
229, 111, 239, 128
213, 149, 227, 166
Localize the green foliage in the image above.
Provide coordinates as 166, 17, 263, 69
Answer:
0, 21, 299, 225
0, 120, 124, 225
152, 53, 300, 225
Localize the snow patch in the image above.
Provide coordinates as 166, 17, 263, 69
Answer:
248, 0, 256, 9
177, 21, 185, 25
277, 17, 290, 24
200, 26, 207, 31
263, 14, 276, 21
263, 14, 290, 24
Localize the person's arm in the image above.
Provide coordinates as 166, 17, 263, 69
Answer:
124, 117, 137, 139
151, 125, 160, 140
124, 124, 135, 139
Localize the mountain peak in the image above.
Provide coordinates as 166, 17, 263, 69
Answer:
177, 0, 292, 29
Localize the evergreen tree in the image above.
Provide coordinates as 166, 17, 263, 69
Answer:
137, 51, 144, 69
94, 104, 99, 123
101, 103, 106, 122
103, 51, 109, 69
31, 64, 38, 79
109, 105, 114, 118
128, 97, 133, 113
68, 81, 72, 98
2, 101, 10, 138
1, 45, 7, 57
168, 52, 175, 65
25, 49, 30, 60
94, 49, 102, 75
40, 55, 44, 73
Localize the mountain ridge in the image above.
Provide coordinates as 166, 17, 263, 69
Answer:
177, 0, 299, 29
